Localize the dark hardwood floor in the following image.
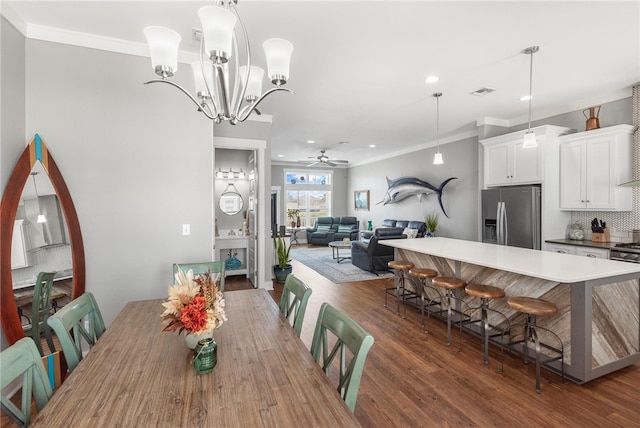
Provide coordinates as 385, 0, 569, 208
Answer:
4, 260, 639, 427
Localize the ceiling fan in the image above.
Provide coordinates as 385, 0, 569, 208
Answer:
299, 150, 349, 167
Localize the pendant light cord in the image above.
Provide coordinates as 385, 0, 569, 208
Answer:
527, 49, 534, 132
436, 95, 440, 152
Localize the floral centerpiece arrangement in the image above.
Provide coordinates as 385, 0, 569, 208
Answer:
161, 268, 227, 343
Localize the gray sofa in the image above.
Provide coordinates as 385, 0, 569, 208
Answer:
360, 219, 426, 244
306, 216, 359, 245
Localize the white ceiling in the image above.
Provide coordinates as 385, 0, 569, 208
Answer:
3, 1, 639, 166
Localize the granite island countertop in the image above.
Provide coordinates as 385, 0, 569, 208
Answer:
381, 237, 640, 283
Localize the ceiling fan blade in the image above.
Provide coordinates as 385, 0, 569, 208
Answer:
332, 160, 349, 164
326, 161, 337, 167
306, 161, 320, 167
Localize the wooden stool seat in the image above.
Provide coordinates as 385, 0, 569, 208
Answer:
433, 276, 466, 290
465, 283, 505, 300
388, 260, 414, 270
508, 296, 557, 317
409, 268, 438, 279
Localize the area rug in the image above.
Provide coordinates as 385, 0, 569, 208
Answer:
290, 246, 393, 284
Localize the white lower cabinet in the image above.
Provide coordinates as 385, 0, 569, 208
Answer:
545, 243, 609, 259
545, 243, 576, 255
575, 247, 609, 259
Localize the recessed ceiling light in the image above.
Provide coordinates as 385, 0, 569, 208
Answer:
306, 140, 315, 144
277, 154, 284, 158
369, 144, 376, 148
520, 95, 533, 101
425, 75, 439, 83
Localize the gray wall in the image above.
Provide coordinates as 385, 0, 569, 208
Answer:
0, 17, 27, 349
347, 137, 479, 240
14, 39, 214, 329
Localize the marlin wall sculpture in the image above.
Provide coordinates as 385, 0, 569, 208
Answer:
378, 176, 457, 217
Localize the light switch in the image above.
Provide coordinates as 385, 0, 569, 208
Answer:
182, 224, 190, 236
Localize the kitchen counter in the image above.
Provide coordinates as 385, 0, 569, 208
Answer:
12, 269, 74, 290
381, 238, 640, 283
381, 237, 640, 383
545, 238, 621, 250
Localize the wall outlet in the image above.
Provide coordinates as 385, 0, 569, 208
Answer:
182, 224, 190, 236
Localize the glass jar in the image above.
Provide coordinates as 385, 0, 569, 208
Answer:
569, 222, 584, 241
193, 337, 217, 374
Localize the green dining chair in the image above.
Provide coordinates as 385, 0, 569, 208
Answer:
279, 274, 312, 337
173, 261, 225, 291
47, 292, 105, 373
0, 337, 53, 426
23, 271, 57, 356
310, 302, 375, 412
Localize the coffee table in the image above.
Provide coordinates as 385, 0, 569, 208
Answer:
328, 240, 352, 263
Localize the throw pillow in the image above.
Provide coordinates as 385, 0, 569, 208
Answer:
338, 225, 353, 233
402, 227, 418, 239
316, 225, 331, 232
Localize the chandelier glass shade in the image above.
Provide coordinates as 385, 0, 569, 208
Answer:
143, 1, 294, 124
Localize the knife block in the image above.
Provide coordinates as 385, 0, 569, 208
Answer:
591, 228, 610, 243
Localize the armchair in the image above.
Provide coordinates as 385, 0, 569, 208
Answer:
351, 227, 406, 273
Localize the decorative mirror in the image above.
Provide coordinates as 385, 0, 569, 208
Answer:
219, 183, 244, 216
1, 135, 85, 345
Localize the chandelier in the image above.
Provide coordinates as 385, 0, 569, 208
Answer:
143, 0, 294, 124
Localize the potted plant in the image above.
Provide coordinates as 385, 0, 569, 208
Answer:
287, 208, 300, 228
273, 236, 292, 283
425, 212, 439, 237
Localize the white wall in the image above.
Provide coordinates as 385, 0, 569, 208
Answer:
21, 39, 214, 326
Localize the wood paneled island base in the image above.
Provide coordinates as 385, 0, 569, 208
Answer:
383, 238, 640, 384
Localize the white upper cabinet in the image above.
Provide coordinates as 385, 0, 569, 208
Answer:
484, 141, 542, 186
481, 125, 571, 187
559, 124, 635, 211
11, 220, 32, 270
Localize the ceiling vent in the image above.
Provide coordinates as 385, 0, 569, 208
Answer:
470, 87, 496, 96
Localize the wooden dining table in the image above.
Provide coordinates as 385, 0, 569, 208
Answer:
31, 289, 361, 427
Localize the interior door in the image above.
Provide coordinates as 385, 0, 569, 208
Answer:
248, 150, 258, 287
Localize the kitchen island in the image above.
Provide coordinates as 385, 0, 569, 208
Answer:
381, 237, 640, 383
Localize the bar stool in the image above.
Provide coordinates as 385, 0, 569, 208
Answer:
464, 283, 507, 367
431, 277, 466, 346
507, 296, 564, 394
408, 268, 439, 330
385, 260, 414, 318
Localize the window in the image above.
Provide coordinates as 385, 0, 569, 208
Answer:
284, 171, 332, 228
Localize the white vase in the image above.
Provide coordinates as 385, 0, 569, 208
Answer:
184, 331, 213, 350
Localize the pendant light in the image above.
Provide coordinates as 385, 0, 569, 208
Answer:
433, 92, 443, 165
522, 46, 539, 149
30, 172, 47, 223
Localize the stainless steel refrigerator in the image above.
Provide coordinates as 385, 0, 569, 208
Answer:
481, 185, 541, 249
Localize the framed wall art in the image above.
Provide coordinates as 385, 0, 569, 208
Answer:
354, 190, 370, 211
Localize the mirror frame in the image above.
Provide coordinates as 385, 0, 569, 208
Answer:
219, 183, 244, 216
1, 135, 85, 345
